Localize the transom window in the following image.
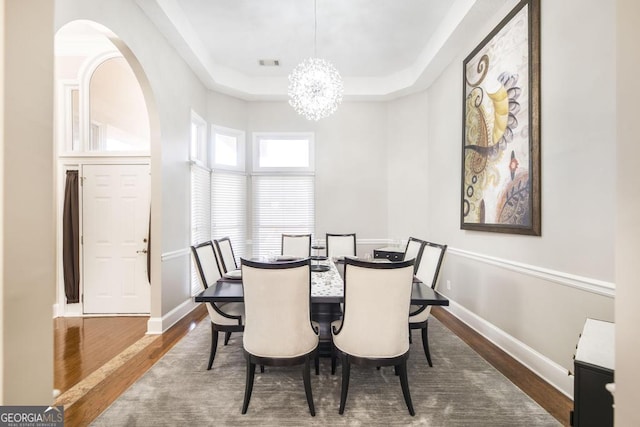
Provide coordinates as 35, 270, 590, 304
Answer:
212, 125, 245, 171
190, 111, 207, 164
253, 133, 314, 172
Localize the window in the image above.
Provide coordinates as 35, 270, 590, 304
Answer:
253, 132, 314, 172
190, 112, 209, 295
211, 125, 247, 265
191, 112, 207, 164
88, 56, 150, 152
211, 172, 247, 263
252, 175, 315, 259
212, 125, 245, 171
251, 133, 315, 259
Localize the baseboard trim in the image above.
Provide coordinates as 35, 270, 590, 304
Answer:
146, 298, 198, 334
448, 247, 615, 298
445, 300, 574, 399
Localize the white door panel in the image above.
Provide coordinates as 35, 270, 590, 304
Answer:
83, 164, 150, 314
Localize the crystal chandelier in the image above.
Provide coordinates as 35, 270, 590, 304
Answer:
288, 0, 343, 121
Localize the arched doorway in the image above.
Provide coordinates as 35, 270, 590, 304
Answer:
54, 20, 155, 316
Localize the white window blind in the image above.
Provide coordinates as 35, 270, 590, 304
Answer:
190, 163, 211, 295
211, 171, 247, 265
252, 175, 315, 260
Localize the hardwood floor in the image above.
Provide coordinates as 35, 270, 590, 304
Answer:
54, 316, 149, 394
54, 305, 572, 426
432, 307, 573, 426
54, 306, 207, 426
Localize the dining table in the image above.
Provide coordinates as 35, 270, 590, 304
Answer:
194, 257, 450, 356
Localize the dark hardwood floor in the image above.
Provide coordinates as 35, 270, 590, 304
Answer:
432, 307, 573, 426
54, 305, 571, 426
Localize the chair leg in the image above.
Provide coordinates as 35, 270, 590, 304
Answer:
338, 354, 350, 415
207, 326, 219, 370
241, 359, 256, 414
303, 357, 316, 416
408, 324, 413, 344
421, 322, 433, 367
314, 354, 320, 375
224, 331, 232, 345
398, 360, 415, 416
260, 365, 265, 373
331, 346, 337, 375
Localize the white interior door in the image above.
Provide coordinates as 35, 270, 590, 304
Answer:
82, 164, 151, 314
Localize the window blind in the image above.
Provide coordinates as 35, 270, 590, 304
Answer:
190, 163, 211, 295
252, 175, 314, 260
211, 171, 247, 265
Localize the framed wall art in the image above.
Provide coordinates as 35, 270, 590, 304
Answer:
461, 0, 540, 235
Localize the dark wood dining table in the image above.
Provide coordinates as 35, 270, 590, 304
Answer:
194, 260, 449, 355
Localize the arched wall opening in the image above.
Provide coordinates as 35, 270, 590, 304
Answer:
54, 20, 161, 325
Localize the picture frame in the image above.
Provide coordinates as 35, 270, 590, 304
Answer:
460, 0, 540, 235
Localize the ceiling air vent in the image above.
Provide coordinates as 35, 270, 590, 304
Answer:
258, 59, 280, 67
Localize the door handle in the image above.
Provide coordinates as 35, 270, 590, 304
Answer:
137, 249, 148, 254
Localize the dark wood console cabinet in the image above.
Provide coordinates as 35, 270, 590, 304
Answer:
570, 318, 614, 427
373, 246, 404, 261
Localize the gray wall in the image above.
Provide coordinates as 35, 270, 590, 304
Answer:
387, 0, 616, 397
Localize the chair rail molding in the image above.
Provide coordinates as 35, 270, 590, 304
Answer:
161, 247, 190, 261
447, 247, 615, 298
357, 238, 395, 246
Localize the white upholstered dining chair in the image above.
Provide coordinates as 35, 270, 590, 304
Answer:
281, 233, 312, 258
331, 257, 416, 416
213, 236, 241, 278
403, 237, 426, 272
240, 258, 319, 416
326, 233, 356, 259
409, 241, 447, 366
191, 241, 244, 370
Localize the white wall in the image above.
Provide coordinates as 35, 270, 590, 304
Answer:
387, 0, 616, 398
55, 0, 209, 329
387, 92, 430, 242
207, 90, 247, 132
1, 0, 55, 403
244, 101, 390, 252
615, 0, 640, 424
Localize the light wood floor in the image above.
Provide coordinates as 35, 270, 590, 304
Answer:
54, 305, 572, 426
54, 316, 150, 394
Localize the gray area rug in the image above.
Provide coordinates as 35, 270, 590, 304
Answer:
92, 317, 560, 426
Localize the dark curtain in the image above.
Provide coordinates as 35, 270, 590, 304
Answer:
63, 170, 80, 303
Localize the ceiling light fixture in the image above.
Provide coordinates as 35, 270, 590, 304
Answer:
288, 0, 343, 121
